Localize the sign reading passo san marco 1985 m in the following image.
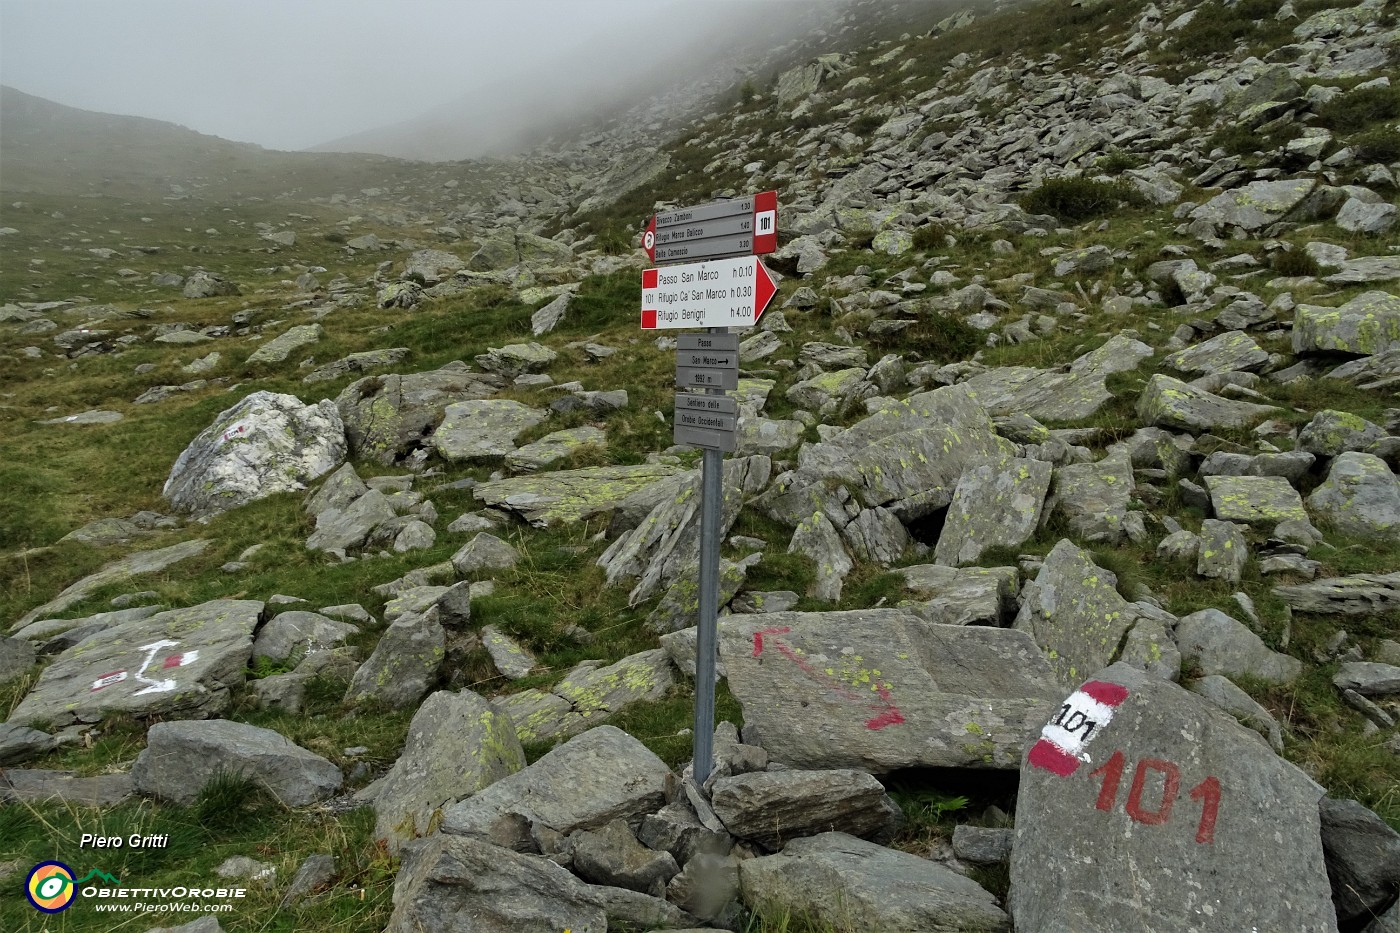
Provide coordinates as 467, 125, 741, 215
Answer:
640, 255, 777, 330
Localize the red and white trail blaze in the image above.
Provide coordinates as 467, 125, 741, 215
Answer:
1028, 679, 1130, 776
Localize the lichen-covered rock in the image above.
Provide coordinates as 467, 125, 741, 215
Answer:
1190, 178, 1316, 232
1275, 572, 1400, 617
306, 488, 397, 552
475, 463, 682, 527
1050, 452, 1134, 544
1299, 410, 1387, 457
1137, 374, 1278, 432
788, 512, 852, 602
600, 456, 771, 605
246, 324, 323, 365
481, 626, 536, 679
784, 367, 871, 417
335, 368, 502, 465
1164, 331, 1270, 376
1197, 518, 1249, 584
252, 611, 357, 663
7, 599, 262, 728
1293, 291, 1400, 357
711, 770, 901, 850
373, 689, 524, 852
935, 458, 1051, 566
892, 564, 1019, 627
960, 335, 1152, 422
427, 399, 547, 462
403, 248, 465, 285
163, 391, 346, 517
506, 426, 606, 472
182, 270, 240, 298
344, 610, 445, 710
474, 342, 558, 378
494, 649, 675, 744
377, 281, 422, 309
1013, 540, 1141, 688
466, 232, 574, 271
1308, 452, 1400, 540
1205, 475, 1307, 526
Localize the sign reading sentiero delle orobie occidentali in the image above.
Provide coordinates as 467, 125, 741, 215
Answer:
640, 192, 778, 785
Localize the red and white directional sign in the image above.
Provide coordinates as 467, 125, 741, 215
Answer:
641, 255, 776, 329
643, 190, 777, 263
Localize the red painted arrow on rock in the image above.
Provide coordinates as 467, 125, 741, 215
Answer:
751, 626, 905, 731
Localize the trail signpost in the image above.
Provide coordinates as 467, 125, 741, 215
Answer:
641, 193, 778, 783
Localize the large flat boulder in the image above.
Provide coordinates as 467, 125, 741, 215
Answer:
960, 335, 1152, 422
1012, 663, 1337, 933
132, 719, 341, 807
740, 832, 1009, 933
718, 610, 1061, 772
1275, 572, 1400, 616
475, 463, 683, 528
710, 769, 901, 850
494, 649, 675, 744
1137, 374, 1278, 432
9, 539, 209, 632
427, 399, 548, 462
933, 458, 1051, 566
7, 599, 262, 728
163, 391, 345, 517
1190, 178, 1316, 232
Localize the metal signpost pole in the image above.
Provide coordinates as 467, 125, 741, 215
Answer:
692, 326, 725, 786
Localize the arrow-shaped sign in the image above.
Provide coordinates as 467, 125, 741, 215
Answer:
130, 639, 198, 696
641, 255, 777, 330
751, 626, 905, 731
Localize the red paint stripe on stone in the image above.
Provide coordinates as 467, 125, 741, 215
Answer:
1028, 738, 1081, 776
865, 709, 905, 730
1080, 680, 1129, 707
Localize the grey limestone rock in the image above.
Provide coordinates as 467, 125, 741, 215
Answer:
530, 291, 572, 336
8, 598, 261, 728
893, 564, 1019, 627
1333, 662, 1400, 697
952, 825, 1014, 866
451, 532, 520, 577
133, 719, 340, 807
0, 723, 58, 766
1308, 452, 1400, 540
1164, 331, 1270, 376
1319, 797, 1400, 926
718, 609, 1060, 772
474, 342, 558, 378
305, 462, 369, 516
1190, 178, 1316, 232
1137, 374, 1278, 432
182, 271, 240, 298
246, 323, 323, 364
335, 368, 502, 465
1014, 540, 1140, 688
428, 399, 548, 462
384, 832, 693, 933
1276, 572, 1400, 617
302, 347, 409, 385
373, 689, 524, 853
934, 458, 1051, 566
344, 609, 445, 710
252, 611, 357, 663
440, 725, 672, 847
571, 819, 679, 894
1011, 663, 1336, 933
0, 636, 36, 681
1189, 674, 1284, 753
306, 488, 397, 552
163, 391, 346, 517
1175, 607, 1301, 684
710, 769, 901, 851
960, 335, 1153, 423
741, 832, 1009, 933
279, 853, 337, 908
493, 649, 674, 744
1205, 474, 1307, 526
403, 248, 464, 285
1, 768, 133, 807
1197, 518, 1249, 584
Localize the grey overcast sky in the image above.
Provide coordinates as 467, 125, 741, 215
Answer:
0, 0, 786, 152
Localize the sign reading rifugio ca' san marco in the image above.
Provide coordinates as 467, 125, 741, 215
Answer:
637, 191, 779, 784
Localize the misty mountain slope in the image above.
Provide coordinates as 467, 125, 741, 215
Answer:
2, 0, 1400, 932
